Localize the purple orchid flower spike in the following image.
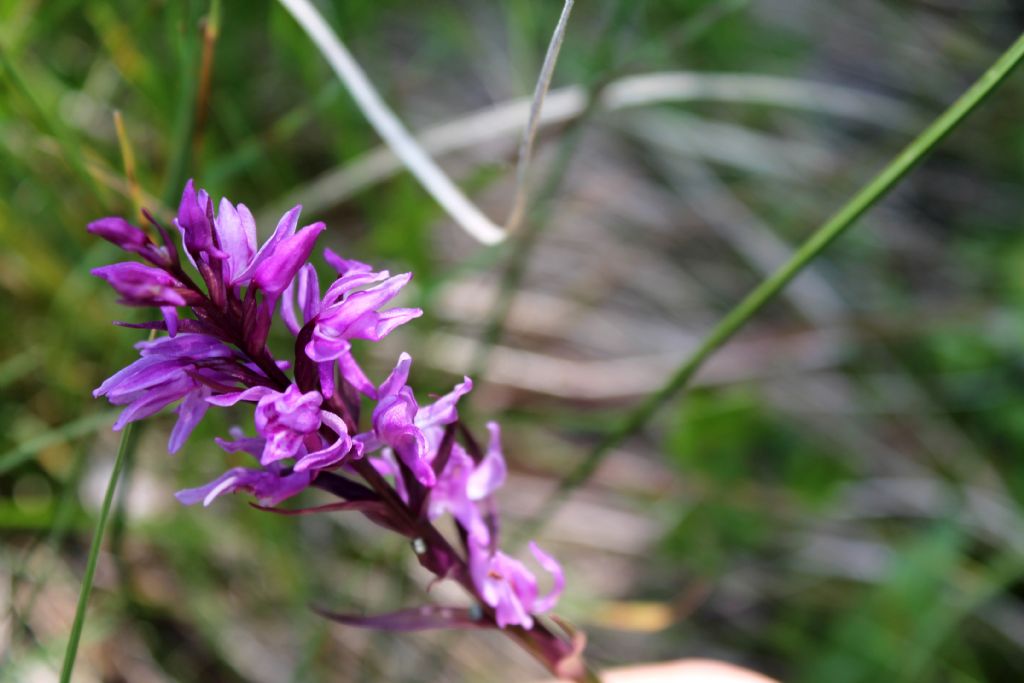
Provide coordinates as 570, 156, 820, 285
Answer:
89, 182, 580, 682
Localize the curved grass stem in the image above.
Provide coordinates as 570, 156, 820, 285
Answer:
528, 30, 1024, 532
59, 421, 139, 683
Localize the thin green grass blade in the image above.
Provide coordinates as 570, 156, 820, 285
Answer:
0, 410, 118, 475
58, 421, 139, 683
526, 30, 1024, 534
161, 2, 201, 206
0, 47, 104, 204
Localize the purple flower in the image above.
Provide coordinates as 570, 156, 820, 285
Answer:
175, 429, 312, 506
93, 334, 236, 452
281, 263, 321, 335
91, 261, 194, 335
207, 194, 324, 297
323, 248, 374, 276
211, 198, 258, 285
220, 204, 299, 286
87, 217, 171, 267
428, 422, 506, 545
365, 353, 472, 487
92, 262, 190, 307
90, 182, 573, 658
469, 541, 565, 630
252, 223, 326, 297
178, 180, 325, 300
209, 384, 357, 471
305, 263, 422, 398
175, 179, 223, 259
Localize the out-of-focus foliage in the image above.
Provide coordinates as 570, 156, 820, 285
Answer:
3, 1, 1024, 681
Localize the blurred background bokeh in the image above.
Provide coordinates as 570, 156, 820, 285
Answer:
4, 1, 1024, 681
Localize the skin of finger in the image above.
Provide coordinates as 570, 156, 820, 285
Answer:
604, 659, 778, 683
539, 659, 779, 683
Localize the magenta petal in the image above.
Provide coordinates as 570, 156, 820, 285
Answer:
338, 352, 376, 398
281, 272, 302, 335
466, 422, 507, 500
232, 204, 302, 283
319, 273, 412, 332
305, 332, 351, 363
168, 388, 211, 453
252, 223, 325, 296
364, 307, 423, 341
176, 179, 225, 258
416, 376, 472, 429
294, 415, 355, 472
379, 352, 412, 398
528, 542, 565, 613
394, 433, 435, 487
318, 361, 335, 399
214, 198, 257, 282
299, 264, 321, 323
161, 306, 179, 337
175, 466, 310, 507
215, 432, 266, 459
282, 263, 321, 335
322, 248, 375, 276
321, 268, 390, 305
88, 216, 148, 247
206, 385, 274, 406
92, 262, 187, 307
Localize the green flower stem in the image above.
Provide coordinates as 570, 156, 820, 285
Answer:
59, 421, 139, 683
532, 31, 1024, 527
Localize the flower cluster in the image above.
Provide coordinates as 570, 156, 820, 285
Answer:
90, 182, 569, 650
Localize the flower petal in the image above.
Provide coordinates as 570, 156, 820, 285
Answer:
206, 385, 275, 406
168, 387, 212, 453
528, 541, 565, 613
466, 422, 507, 500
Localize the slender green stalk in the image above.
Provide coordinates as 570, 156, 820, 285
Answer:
529, 31, 1024, 529
59, 422, 139, 683
162, 2, 201, 207
0, 410, 118, 475
0, 47, 104, 204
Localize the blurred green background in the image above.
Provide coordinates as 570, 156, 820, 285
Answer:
3, 0, 1024, 681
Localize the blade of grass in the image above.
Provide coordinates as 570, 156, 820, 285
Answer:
276, 0, 507, 244
0, 47, 104, 205
162, 1, 202, 206
525, 30, 1024, 534
191, 0, 222, 168
504, 0, 574, 235
469, 0, 738, 380
276, 0, 577, 246
113, 111, 143, 223
58, 420, 139, 683
0, 410, 118, 475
